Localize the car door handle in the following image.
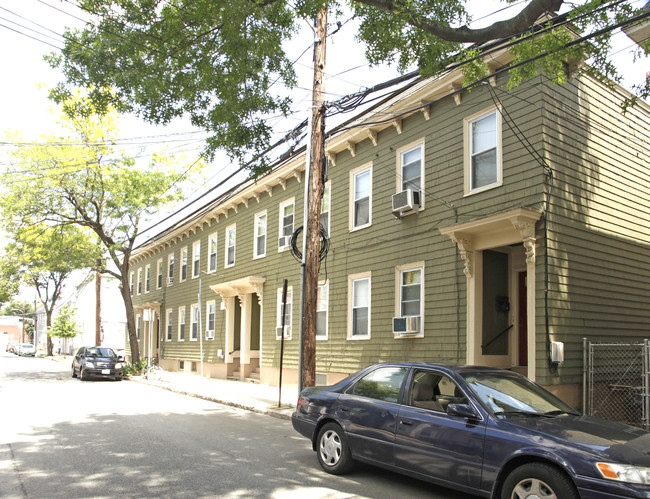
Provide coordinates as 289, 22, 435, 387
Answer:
399, 420, 413, 426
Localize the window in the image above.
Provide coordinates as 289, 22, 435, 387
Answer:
278, 200, 294, 250
129, 272, 134, 296
254, 211, 267, 258
136, 314, 141, 340
192, 241, 200, 278
399, 266, 423, 317
398, 141, 424, 194
166, 309, 173, 341
321, 183, 331, 235
410, 371, 466, 412
168, 253, 175, 285
181, 247, 188, 281
351, 165, 371, 230
225, 225, 236, 267
466, 107, 502, 193
190, 304, 199, 341
276, 286, 292, 339
137, 269, 142, 295
178, 307, 186, 341
145, 264, 150, 293
349, 273, 371, 339
206, 301, 216, 339
157, 259, 163, 289
316, 283, 329, 340
351, 366, 407, 403
208, 233, 218, 273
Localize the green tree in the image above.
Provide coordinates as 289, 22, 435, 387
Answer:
0, 224, 99, 355
48, 305, 81, 340
48, 0, 649, 173
0, 99, 190, 364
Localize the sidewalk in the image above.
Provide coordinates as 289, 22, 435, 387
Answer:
128, 371, 299, 420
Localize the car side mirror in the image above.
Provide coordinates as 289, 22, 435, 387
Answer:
447, 403, 480, 420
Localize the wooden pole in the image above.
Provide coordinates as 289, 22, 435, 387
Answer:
300, 8, 327, 389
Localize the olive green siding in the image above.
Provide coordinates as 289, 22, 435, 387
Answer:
130, 68, 650, 388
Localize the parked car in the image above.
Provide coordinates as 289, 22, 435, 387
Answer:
292, 362, 650, 499
71, 346, 123, 381
16, 343, 35, 356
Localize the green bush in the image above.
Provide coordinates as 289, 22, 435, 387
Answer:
122, 359, 148, 377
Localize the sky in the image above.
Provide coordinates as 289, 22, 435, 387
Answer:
0, 0, 648, 300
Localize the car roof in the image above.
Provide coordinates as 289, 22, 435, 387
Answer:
366, 361, 516, 375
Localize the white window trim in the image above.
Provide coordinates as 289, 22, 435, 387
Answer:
192, 241, 201, 279
190, 303, 199, 341
396, 138, 425, 211
206, 300, 216, 340
145, 264, 151, 294
278, 198, 295, 252
464, 105, 503, 196
395, 262, 425, 339
254, 210, 267, 259
207, 233, 218, 273
137, 268, 142, 295
347, 271, 371, 340
166, 309, 173, 341
225, 224, 236, 268
136, 314, 141, 340
316, 281, 329, 341
156, 258, 163, 289
276, 286, 293, 340
129, 271, 134, 296
180, 246, 188, 282
178, 306, 186, 342
349, 163, 372, 232
167, 253, 175, 286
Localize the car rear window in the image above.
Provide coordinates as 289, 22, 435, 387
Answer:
350, 366, 407, 403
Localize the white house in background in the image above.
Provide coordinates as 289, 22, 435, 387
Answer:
54, 271, 127, 355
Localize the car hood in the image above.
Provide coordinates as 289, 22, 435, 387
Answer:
507, 414, 650, 465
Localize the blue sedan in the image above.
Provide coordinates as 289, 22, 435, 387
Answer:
291, 362, 650, 498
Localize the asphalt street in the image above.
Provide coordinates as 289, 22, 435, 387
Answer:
0, 352, 476, 498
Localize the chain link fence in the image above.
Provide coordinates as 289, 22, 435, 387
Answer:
583, 339, 650, 429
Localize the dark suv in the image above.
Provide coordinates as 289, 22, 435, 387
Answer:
71, 346, 123, 381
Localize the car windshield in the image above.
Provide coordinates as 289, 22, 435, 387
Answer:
461, 372, 576, 416
86, 347, 115, 358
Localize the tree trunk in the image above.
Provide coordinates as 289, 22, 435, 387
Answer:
120, 272, 140, 364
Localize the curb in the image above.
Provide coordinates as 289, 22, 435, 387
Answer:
127, 376, 294, 421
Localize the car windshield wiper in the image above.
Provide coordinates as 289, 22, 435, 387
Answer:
543, 409, 581, 417
498, 410, 552, 418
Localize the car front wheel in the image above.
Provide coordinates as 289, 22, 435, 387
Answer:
502, 463, 577, 499
79, 368, 86, 381
71, 366, 77, 378
316, 422, 353, 475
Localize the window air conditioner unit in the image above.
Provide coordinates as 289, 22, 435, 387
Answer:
276, 326, 291, 338
392, 189, 421, 217
205, 329, 215, 340
278, 235, 291, 248
393, 316, 421, 335
167, 277, 174, 285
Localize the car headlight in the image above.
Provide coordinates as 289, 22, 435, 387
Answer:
115, 363, 123, 369
596, 462, 650, 484
85, 361, 94, 368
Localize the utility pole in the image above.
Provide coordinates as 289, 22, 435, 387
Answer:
95, 261, 102, 346
300, 7, 328, 390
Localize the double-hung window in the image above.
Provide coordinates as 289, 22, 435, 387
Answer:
225, 225, 236, 267
321, 183, 331, 236
192, 241, 200, 278
157, 259, 163, 289
351, 165, 371, 230
178, 307, 186, 341
466, 107, 501, 193
278, 200, 294, 250
145, 265, 150, 293
316, 283, 329, 340
137, 269, 142, 295
168, 254, 175, 285
166, 309, 173, 341
190, 304, 199, 341
129, 272, 134, 296
399, 142, 423, 193
206, 301, 216, 339
349, 273, 371, 339
136, 315, 141, 340
254, 212, 267, 258
276, 287, 292, 339
208, 234, 218, 273
400, 266, 423, 317
181, 247, 188, 281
